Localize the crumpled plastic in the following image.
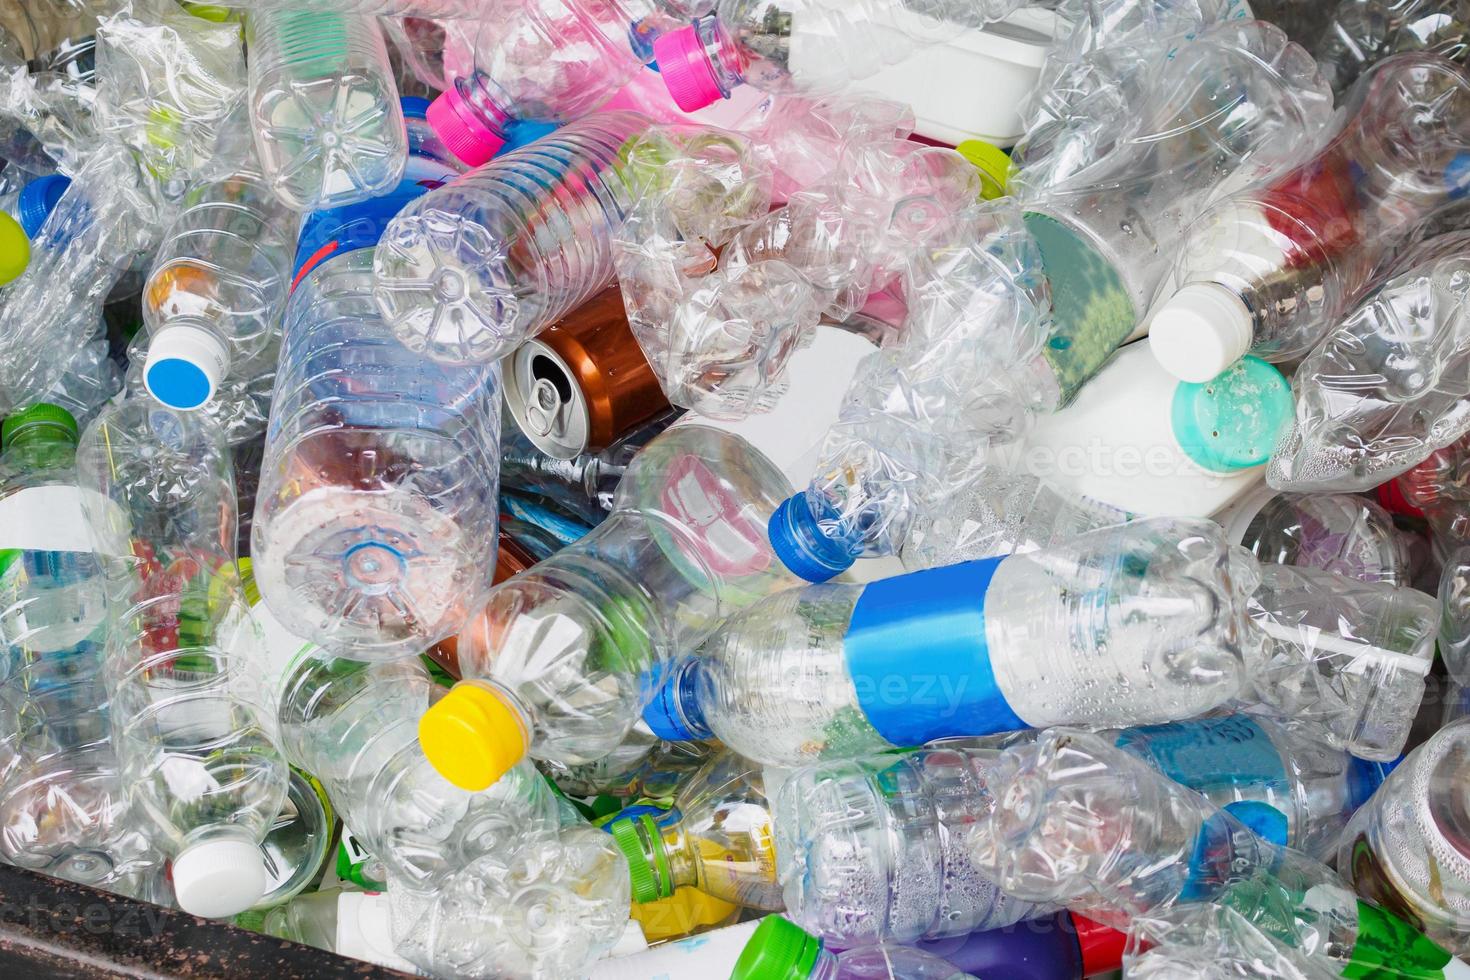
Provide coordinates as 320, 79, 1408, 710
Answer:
1125, 903, 1342, 980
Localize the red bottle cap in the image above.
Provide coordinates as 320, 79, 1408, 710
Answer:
1072, 913, 1128, 977
1376, 478, 1425, 518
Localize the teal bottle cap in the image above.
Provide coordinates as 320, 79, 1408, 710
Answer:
1172, 355, 1292, 473
732, 916, 823, 980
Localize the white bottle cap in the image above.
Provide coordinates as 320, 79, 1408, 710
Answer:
144, 321, 231, 411
1148, 282, 1255, 383
171, 837, 268, 919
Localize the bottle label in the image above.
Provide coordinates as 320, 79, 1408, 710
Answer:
335, 824, 386, 891
843, 557, 1026, 747
1115, 715, 1291, 831
334, 891, 422, 975
0, 485, 120, 555
291, 156, 456, 291
1344, 899, 1460, 979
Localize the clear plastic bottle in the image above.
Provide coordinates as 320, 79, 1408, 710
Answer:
606, 749, 781, 910
1243, 561, 1438, 761
646, 518, 1252, 768
772, 744, 1045, 947
245, 10, 407, 211
1442, 545, 1470, 685
975, 728, 1469, 980
75, 400, 288, 919
1019, 19, 1330, 407
247, 889, 418, 973
416, 422, 801, 792
651, 0, 1023, 111
1149, 53, 1470, 383
252, 99, 502, 662
373, 110, 652, 365
1113, 712, 1398, 861
0, 404, 147, 893
426, 0, 678, 166
732, 915, 978, 980
141, 162, 301, 412
1266, 232, 1470, 493
1224, 490, 1417, 586
1337, 717, 1470, 957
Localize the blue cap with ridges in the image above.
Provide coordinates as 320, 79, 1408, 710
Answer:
17, 175, 71, 238
640, 658, 712, 742
768, 494, 854, 583
400, 96, 432, 120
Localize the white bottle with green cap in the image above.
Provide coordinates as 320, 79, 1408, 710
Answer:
1019, 341, 1293, 518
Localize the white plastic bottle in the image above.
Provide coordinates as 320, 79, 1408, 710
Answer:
76, 400, 288, 919
246, 11, 407, 211
252, 99, 501, 661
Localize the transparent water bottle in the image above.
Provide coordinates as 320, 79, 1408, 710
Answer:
974, 728, 1469, 980
1338, 718, 1470, 957
252, 99, 502, 662
651, 0, 1023, 111
76, 400, 288, 919
1149, 53, 1470, 383
606, 749, 781, 910
373, 110, 653, 365
1113, 712, 1398, 861
0, 404, 146, 893
772, 744, 1044, 947
416, 423, 800, 792
645, 518, 1252, 768
732, 915, 978, 980
245, 10, 407, 211
141, 161, 301, 412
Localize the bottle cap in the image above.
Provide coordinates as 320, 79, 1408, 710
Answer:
426, 84, 507, 168
607, 814, 668, 904
144, 321, 230, 411
17, 174, 71, 239
956, 140, 1013, 200
732, 916, 823, 980
171, 837, 269, 919
2, 402, 78, 447
768, 494, 853, 583
418, 680, 529, 791
1376, 478, 1425, 518
0, 212, 28, 285
400, 95, 432, 120
1072, 913, 1128, 977
640, 658, 712, 742
654, 24, 725, 112
1171, 355, 1292, 473
1148, 281, 1255, 383
1347, 753, 1404, 810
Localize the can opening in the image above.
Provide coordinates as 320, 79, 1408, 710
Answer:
531, 354, 574, 405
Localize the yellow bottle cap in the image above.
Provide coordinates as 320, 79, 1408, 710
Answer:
418, 681, 529, 791
956, 140, 1014, 201
0, 213, 30, 286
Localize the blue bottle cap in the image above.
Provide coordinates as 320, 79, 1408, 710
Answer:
768, 494, 853, 583
640, 658, 712, 742
501, 119, 561, 154
1347, 752, 1405, 810
17, 174, 71, 238
400, 96, 432, 120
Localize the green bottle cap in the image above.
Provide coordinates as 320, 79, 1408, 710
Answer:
2, 403, 78, 447
608, 814, 666, 904
732, 916, 823, 980
0, 212, 30, 286
1171, 355, 1292, 473
956, 139, 1013, 200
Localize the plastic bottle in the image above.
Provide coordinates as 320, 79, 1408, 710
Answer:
426, 0, 681, 167
373, 110, 652, 365
246, 888, 419, 973
1113, 712, 1398, 861
245, 11, 407, 211
1338, 717, 1470, 956
1266, 231, 1470, 493
1219, 487, 1418, 586
644, 518, 1251, 768
1243, 561, 1438, 761
233, 0, 487, 14
915, 912, 1126, 980
75, 400, 288, 920
1149, 53, 1470, 383
651, 0, 1024, 111
252, 98, 502, 661
141, 162, 301, 411
732, 915, 978, 980
974, 728, 1470, 980
416, 422, 802, 792
1018, 19, 1329, 408
771, 744, 1045, 947
0, 404, 145, 892
606, 749, 780, 911
1442, 546, 1470, 686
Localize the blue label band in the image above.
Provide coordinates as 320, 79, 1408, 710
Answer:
1115, 715, 1290, 800
844, 557, 1026, 747
1181, 803, 1289, 903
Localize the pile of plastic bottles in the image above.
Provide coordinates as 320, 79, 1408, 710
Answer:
13, 0, 1470, 978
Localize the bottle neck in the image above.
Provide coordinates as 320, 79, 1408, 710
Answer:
2, 425, 77, 466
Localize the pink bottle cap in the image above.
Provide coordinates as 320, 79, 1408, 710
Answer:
427, 84, 508, 168
654, 26, 725, 112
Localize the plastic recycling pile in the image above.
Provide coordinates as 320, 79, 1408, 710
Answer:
13, 1, 1470, 979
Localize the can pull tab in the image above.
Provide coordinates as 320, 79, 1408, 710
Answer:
525, 377, 569, 438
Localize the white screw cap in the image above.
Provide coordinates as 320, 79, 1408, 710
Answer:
1148, 282, 1255, 383
171, 837, 267, 919
144, 321, 230, 411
